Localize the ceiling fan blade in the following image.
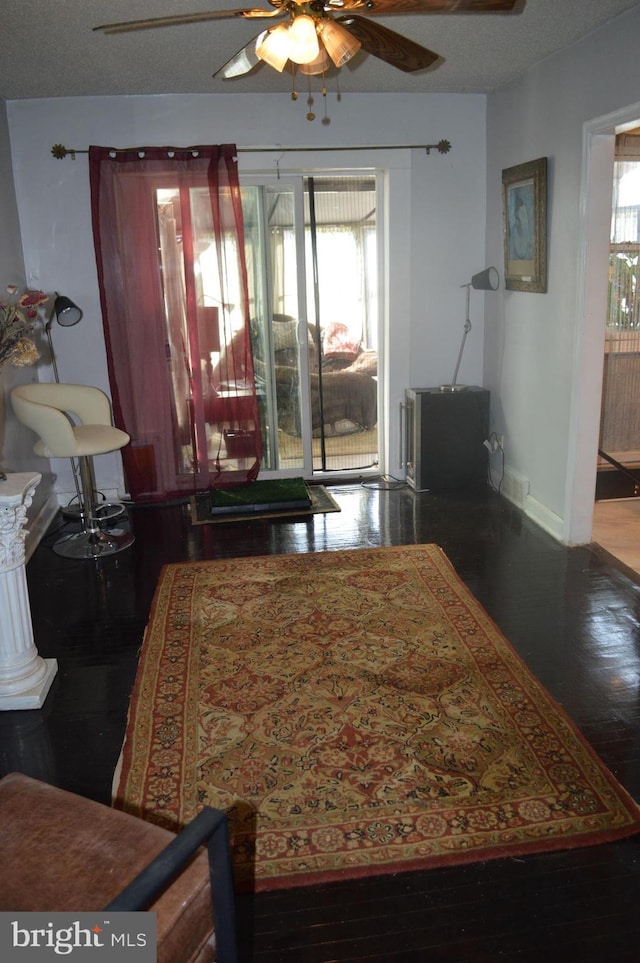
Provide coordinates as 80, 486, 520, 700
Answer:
214, 36, 263, 78
94, 8, 284, 35
337, 15, 440, 72
327, 0, 520, 15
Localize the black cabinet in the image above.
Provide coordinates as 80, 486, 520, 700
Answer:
405, 386, 490, 492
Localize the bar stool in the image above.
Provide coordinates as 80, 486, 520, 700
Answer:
11, 383, 135, 559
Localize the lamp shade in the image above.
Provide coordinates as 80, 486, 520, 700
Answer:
256, 24, 290, 72
287, 15, 319, 65
318, 19, 361, 68
299, 42, 332, 76
53, 295, 83, 327
471, 267, 499, 291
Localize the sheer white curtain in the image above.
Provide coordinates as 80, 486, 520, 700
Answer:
89, 145, 262, 501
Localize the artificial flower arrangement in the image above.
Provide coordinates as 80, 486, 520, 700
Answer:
0, 285, 48, 371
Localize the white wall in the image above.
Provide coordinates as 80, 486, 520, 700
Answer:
484, 5, 640, 543
0, 98, 55, 529
8, 6, 640, 544
6, 91, 487, 494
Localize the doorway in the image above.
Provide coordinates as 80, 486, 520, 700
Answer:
153, 170, 382, 486
571, 107, 640, 572
592, 124, 640, 575
239, 173, 381, 480
565, 102, 640, 548
597, 129, 640, 501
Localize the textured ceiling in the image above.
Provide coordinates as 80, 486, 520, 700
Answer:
2, 0, 640, 100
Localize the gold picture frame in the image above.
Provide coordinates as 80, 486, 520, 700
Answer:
502, 157, 548, 292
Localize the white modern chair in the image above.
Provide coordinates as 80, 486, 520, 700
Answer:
11, 383, 135, 559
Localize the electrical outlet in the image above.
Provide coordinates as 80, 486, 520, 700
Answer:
484, 436, 503, 454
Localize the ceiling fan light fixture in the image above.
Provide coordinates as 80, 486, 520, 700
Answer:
287, 14, 320, 65
255, 24, 290, 72
299, 40, 332, 76
318, 18, 361, 68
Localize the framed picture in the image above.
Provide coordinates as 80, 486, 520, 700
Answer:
502, 157, 548, 292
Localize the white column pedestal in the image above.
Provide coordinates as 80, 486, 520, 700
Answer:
0, 472, 57, 709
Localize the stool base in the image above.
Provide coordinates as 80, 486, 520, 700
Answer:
53, 528, 135, 559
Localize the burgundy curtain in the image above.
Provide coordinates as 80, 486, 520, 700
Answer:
89, 145, 262, 502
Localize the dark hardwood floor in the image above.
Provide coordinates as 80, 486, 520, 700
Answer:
3, 481, 640, 962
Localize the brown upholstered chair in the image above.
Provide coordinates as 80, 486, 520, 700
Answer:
0, 772, 237, 963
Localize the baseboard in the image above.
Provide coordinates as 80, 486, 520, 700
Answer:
496, 466, 530, 507
492, 466, 564, 543
522, 495, 564, 543
25, 492, 59, 562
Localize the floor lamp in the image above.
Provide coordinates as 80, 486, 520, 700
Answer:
46, 295, 128, 528
45, 294, 83, 382
441, 267, 499, 392
45, 295, 85, 518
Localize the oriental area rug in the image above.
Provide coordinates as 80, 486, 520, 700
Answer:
113, 545, 640, 891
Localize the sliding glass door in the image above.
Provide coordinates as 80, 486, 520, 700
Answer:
241, 172, 381, 478
154, 171, 382, 481
241, 181, 309, 474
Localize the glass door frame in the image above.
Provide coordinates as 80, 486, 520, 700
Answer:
240, 166, 384, 482
241, 174, 315, 478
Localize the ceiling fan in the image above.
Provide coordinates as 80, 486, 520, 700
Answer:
94, 0, 523, 83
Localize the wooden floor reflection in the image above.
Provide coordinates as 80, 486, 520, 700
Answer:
593, 496, 640, 581
3, 482, 640, 962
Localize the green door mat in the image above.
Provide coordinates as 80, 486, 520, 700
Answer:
209, 477, 312, 516
190, 484, 340, 526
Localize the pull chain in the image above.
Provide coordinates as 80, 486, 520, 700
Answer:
322, 74, 330, 126
306, 74, 315, 122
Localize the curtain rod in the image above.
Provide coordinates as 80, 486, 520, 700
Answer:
51, 140, 451, 160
